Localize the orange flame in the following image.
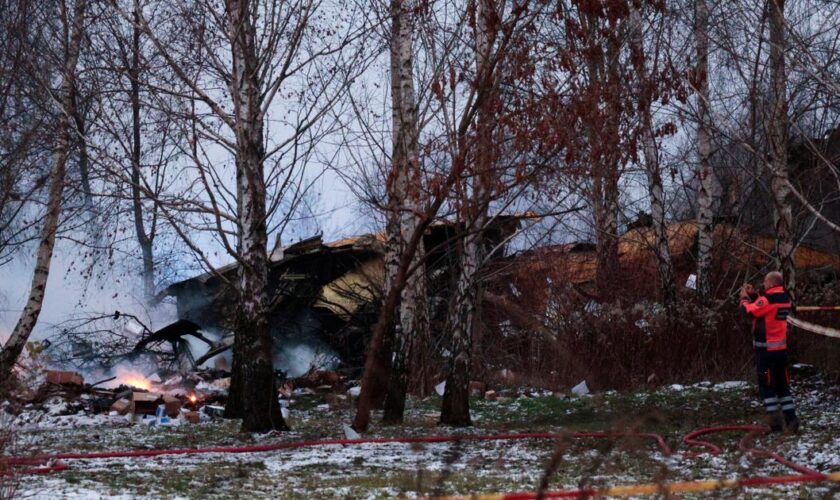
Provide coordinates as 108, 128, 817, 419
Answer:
188, 394, 197, 404
110, 366, 152, 391
123, 376, 151, 391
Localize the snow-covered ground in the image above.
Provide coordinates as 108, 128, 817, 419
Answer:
4, 373, 840, 499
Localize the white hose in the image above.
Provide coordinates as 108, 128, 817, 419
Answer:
787, 316, 840, 340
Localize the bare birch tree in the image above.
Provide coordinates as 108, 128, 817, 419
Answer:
692, 0, 719, 304
767, 0, 795, 289
117, 0, 367, 431
351, 0, 540, 432
0, 0, 88, 377
381, 0, 430, 424
439, 0, 500, 427
628, 4, 677, 310
0, 0, 52, 270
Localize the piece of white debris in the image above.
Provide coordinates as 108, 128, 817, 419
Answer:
347, 386, 361, 397
435, 381, 446, 396
343, 424, 361, 440
670, 384, 685, 391
571, 380, 589, 396
281, 407, 290, 420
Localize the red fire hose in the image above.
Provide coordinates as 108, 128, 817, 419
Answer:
2, 424, 829, 498
683, 424, 821, 475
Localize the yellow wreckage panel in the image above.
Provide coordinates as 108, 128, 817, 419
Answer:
314, 257, 384, 319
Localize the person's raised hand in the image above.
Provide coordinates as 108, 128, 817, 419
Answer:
740, 283, 755, 300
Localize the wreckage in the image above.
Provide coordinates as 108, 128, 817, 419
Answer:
45, 216, 840, 381
164, 216, 526, 374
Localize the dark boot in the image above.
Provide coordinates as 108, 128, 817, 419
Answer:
768, 413, 784, 433
784, 410, 800, 434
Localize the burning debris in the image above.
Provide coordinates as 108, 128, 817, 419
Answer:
1, 358, 351, 431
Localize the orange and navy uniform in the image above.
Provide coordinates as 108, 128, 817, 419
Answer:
740, 285, 798, 430
739, 286, 792, 351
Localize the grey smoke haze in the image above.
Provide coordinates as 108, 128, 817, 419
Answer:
0, 238, 176, 345
0, 174, 365, 348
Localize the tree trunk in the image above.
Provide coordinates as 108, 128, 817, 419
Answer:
223, 0, 287, 432
768, 0, 795, 290
440, 0, 496, 427
629, 6, 676, 310
439, 225, 480, 426
593, 170, 620, 302
694, 0, 719, 304
383, 0, 428, 425
72, 95, 92, 211
585, 14, 622, 303
130, 5, 156, 305
0, 0, 87, 379
353, 222, 428, 431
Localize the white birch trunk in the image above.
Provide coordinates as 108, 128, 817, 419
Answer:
582, 13, 621, 303
768, 0, 795, 289
440, 0, 498, 426
694, 0, 719, 303
629, 6, 676, 308
383, 0, 429, 422
223, 0, 287, 432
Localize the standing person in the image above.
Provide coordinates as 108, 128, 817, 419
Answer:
739, 271, 799, 432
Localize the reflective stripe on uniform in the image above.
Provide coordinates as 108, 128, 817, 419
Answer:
782, 404, 795, 411
753, 340, 787, 348
765, 405, 780, 412
764, 397, 779, 404
780, 396, 793, 403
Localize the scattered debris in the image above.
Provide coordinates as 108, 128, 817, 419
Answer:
685, 273, 697, 290
434, 381, 446, 396
109, 398, 131, 415
571, 380, 590, 396
202, 405, 225, 419
343, 424, 361, 439
162, 395, 182, 417
132, 392, 163, 415
45, 371, 84, 388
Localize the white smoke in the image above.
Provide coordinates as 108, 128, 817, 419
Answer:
274, 342, 339, 378
0, 238, 179, 344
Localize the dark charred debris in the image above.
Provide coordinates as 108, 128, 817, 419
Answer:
24, 217, 524, 411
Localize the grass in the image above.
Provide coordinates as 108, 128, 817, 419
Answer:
10, 376, 840, 499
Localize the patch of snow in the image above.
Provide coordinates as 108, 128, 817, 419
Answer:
714, 381, 749, 391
